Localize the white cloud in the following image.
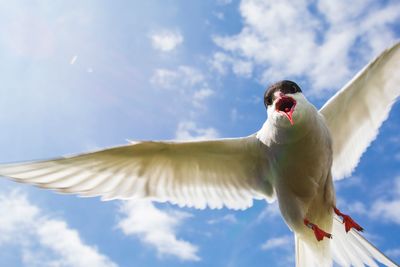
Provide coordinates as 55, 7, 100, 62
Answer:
260, 235, 295, 267
150, 30, 183, 52
175, 121, 219, 140
256, 202, 281, 222
117, 200, 200, 261
178, 66, 205, 86
211, 52, 253, 77
193, 88, 214, 107
150, 66, 215, 107
339, 177, 400, 225
0, 190, 117, 267
335, 175, 363, 190
334, 197, 368, 219
150, 66, 205, 90
211, 52, 230, 75
317, 0, 371, 24
150, 68, 180, 89
261, 235, 292, 251
369, 177, 400, 224
347, 201, 368, 216
213, 0, 400, 94
193, 88, 214, 101
232, 60, 253, 77
0, 190, 40, 244
371, 199, 400, 224
37, 220, 117, 267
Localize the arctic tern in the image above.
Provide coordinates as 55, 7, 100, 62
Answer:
1, 42, 400, 266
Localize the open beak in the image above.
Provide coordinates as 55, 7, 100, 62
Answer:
275, 96, 296, 125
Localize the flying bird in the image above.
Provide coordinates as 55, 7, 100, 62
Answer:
1, 42, 400, 267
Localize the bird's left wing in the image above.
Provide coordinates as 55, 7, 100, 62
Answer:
319, 42, 400, 180
0, 135, 274, 210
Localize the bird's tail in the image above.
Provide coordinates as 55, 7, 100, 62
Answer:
295, 215, 398, 267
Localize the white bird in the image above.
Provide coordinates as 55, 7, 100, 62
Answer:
1, 42, 400, 267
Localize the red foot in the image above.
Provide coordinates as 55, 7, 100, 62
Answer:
304, 219, 332, 241
334, 207, 364, 233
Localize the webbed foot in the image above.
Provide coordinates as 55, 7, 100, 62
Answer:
334, 207, 364, 233
304, 218, 332, 241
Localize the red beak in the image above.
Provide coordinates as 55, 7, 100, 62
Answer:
275, 96, 296, 125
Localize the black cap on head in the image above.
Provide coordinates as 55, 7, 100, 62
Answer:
264, 80, 302, 106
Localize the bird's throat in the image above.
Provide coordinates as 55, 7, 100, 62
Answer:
276, 96, 296, 125
280, 109, 294, 125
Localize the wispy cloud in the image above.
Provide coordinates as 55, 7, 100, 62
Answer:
193, 88, 214, 107
150, 65, 215, 111
207, 214, 238, 225
261, 235, 292, 251
150, 65, 214, 107
213, 0, 400, 94
175, 121, 219, 140
150, 66, 205, 90
151, 68, 182, 89
347, 201, 368, 216
216, 0, 232, 5
193, 88, 214, 100
213, 11, 225, 20
0, 190, 117, 267
150, 30, 184, 52
36, 220, 116, 267
369, 177, 400, 224
211, 52, 253, 78
256, 202, 281, 222
338, 177, 400, 225
386, 248, 400, 258
335, 175, 363, 190
117, 200, 200, 261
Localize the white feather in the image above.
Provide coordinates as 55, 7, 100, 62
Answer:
331, 216, 397, 267
295, 216, 398, 267
320, 42, 400, 179
0, 136, 274, 210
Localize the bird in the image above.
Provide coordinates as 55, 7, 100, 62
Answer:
0, 42, 399, 267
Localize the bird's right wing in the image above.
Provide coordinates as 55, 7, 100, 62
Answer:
0, 135, 274, 210
319, 42, 400, 179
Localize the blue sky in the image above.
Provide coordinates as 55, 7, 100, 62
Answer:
0, 0, 399, 266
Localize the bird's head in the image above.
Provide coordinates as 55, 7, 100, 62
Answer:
264, 80, 309, 128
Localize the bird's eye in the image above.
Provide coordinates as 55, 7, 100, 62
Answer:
265, 95, 273, 106
291, 85, 301, 94
287, 84, 302, 94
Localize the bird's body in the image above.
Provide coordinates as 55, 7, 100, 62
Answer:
257, 95, 334, 229
257, 88, 335, 264
1, 42, 400, 266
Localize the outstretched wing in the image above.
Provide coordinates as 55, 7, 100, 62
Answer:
320, 42, 400, 180
0, 135, 274, 210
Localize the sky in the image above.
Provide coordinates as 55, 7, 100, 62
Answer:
0, 0, 399, 266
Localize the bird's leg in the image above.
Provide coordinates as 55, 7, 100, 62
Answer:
333, 207, 364, 233
303, 218, 332, 241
